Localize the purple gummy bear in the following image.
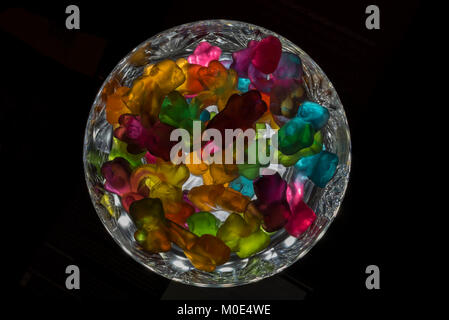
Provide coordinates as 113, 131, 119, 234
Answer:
101, 157, 132, 196
272, 52, 303, 81
114, 114, 178, 161
253, 172, 291, 232
231, 40, 259, 78
114, 114, 149, 154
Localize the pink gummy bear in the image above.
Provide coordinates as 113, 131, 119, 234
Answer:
284, 200, 316, 238
188, 42, 222, 67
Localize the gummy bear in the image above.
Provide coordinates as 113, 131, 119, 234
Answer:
159, 91, 200, 134
231, 36, 282, 77
206, 90, 267, 149
253, 173, 291, 232
272, 52, 303, 81
276, 131, 323, 167
187, 42, 222, 67
184, 234, 231, 272
101, 157, 132, 196
294, 151, 338, 188
166, 219, 198, 250
276, 117, 315, 155
269, 81, 305, 119
251, 36, 282, 74
236, 229, 270, 258
208, 163, 240, 185
114, 114, 179, 161
187, 211, 219, 237
129, 198, 172, 253
237, 77, 251, 93
121, 192, 144, 212
124, 59, 185, 127
176, 58, 205, 95
188, 185, 250, 213
105, 86, 131, 125
193, 60, 239, 111
230, 175, 255, 198
185, 150, 209, 175
296, 101, 330, 130
108, 137, 145, 169
164, 200, 195, 227
284, 199, 316, 238
216, 213, 252, 251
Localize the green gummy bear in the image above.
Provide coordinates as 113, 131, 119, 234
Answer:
236, 136, 271, 180
216, 213, 252, 251
159, 91, 200, 134
236, 229, 270, 258
237, 163, 260, 180
108, 137, 145, 169
186, 211, 219, 237
277, 118, 315, 155
277, 131, 323, 167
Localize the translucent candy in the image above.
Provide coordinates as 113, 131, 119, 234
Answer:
237, 77, 251, 93
230, 175, 255, 198
277, 117, 315, 155
272, 52, 303, 81
105, 86, 131, 125
216, 213, 252, 251
276, 131, 323, 167
114, 114, 179, 161
296, 101, 330, 130
159, 91, 200, 134
184, 234, 231, 272
108, 137, 145, 169
163, 200, 195, 227
206, 91, 267, 149
199, 109, 210, 122
187, 211, 219, 237
101, 157, 132, 196
187, 41, 222, 67
231, 36, 282, 77
284, 199, 316, 238
251, 36, 282, 74
129, 198, 171, 253
231, 40, 259, 78
295, 151, 338, 188
124, 59, 185, 127
236, 230, 270, 258
237, 163, 262, 180
188, 185, 250, 213
208, 163, 239, 185
175, 58, 205, 95
253, 173, 291, 232
192, 60, 239, 111
121, 192, 144, 212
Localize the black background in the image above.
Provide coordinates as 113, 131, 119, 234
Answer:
1, 0, 427, 306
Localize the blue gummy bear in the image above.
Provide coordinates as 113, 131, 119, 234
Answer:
237, 78, 251, 93
200, 110, 210, 122
296, 101, 330, 130
230, 175, 255, 198
294, 151, 338, 188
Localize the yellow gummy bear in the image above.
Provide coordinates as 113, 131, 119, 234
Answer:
124, 59, 185, 127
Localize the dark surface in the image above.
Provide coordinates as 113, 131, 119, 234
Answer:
1, 0, 425, 303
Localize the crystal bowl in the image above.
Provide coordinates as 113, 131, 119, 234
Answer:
83, 20, 351, 287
